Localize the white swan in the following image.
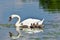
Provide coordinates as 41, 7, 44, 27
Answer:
9, 14, 44, 39
9, 14, 44, 28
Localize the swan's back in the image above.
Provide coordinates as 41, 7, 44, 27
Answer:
21, 18, 42, 26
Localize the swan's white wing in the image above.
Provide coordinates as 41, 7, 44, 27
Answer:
21, 18, 41, 26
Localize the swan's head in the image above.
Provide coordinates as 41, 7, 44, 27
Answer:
9, 14, 20, 21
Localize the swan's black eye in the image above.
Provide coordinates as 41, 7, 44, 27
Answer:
9, 16, 12, 21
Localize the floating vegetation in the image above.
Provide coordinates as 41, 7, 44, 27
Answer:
0, 24, 14, 28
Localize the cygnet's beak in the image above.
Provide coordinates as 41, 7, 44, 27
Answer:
9, 16, 12, 22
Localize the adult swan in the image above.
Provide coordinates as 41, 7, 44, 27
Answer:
9, 14, 44, 39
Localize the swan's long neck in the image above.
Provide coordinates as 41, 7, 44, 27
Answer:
15, 15, 21, 26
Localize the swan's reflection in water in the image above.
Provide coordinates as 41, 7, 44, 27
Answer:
0, 24, 43, 40
9, 28, 43, 40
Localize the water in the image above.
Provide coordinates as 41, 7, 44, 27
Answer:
0, 0, 60, 40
